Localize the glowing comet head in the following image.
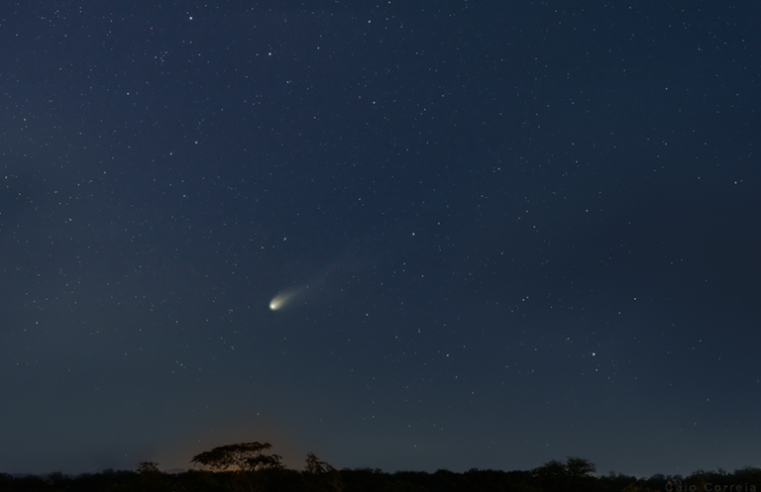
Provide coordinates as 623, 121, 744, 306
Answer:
269, 287, 304, 311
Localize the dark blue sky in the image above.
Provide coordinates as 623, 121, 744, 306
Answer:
1, 0, 759, 477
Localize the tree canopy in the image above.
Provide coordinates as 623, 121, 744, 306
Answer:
190, 441, 283, 473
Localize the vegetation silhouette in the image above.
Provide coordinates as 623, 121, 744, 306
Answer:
191, 442, 284, 473
2, 444, 761, 492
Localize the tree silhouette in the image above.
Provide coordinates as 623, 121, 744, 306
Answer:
303, 452, 344, 492
305, 452, 335, 475
6, 456, 761, 492
136, 461, 168, 492
136, 460, 161, 474
191, 441, 283, 472
565, 456, 596, 478
532, 457, 598, 492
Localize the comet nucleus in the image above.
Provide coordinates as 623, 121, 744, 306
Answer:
269, 297, 284, 311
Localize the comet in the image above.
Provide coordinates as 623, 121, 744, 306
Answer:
269, 257, 345, 311
269, 287, 305, 311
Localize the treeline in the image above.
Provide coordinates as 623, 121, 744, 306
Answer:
2, 443, 760, 492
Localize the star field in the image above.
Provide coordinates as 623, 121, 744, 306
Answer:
1, 1, 759, 477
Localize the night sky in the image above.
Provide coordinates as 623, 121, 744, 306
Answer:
1, 1, 760, 478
